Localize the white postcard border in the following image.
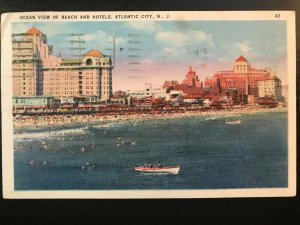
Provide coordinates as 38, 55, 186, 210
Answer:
1, 11, 296, 199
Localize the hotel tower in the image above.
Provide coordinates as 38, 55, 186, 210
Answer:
12, 27, 113, 102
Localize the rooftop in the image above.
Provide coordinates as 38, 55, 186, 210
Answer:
26, 27, 42, 35
235, 55, 248, 62
84, 49, 103, 57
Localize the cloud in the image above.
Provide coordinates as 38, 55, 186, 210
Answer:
155, 48, 180, 62
85, 30, 126, 44
235, 41, 251, 53
154, 30, 213, 47
160, 47, 179, 57
154, 31, 185, 46
79, 30, 127, 55
84, 31, 107, 41
115, 37, 127, 45
189, 30, 211, 42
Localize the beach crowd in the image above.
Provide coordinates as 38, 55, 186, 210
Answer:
13, 106, 287, 129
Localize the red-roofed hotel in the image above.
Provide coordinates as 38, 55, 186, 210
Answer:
210, 55, 276, 97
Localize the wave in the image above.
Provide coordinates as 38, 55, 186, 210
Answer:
89, 122, 125, 129
14, 127, 87, 141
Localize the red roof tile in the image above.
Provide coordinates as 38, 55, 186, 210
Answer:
26, 27, 42, 35
235, 55, 248, 62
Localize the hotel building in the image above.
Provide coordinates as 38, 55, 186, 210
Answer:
257, 77, 283, 102
181, 66, 202, 88
12, 27, 113, 102
127, 83, 167, 99
211, 55, 278, 97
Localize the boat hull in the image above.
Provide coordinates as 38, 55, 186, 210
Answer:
226, 120, 241, 125
134, 166, 180, 174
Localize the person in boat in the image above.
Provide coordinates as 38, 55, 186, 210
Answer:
144, 162, 151, 168
157, 162, 163, 168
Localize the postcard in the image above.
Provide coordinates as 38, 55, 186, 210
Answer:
1, 11, 296, 198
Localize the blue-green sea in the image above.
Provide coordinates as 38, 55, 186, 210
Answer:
14, 112, 288, 190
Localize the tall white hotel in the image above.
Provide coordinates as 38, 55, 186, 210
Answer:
12, 27, 113, 102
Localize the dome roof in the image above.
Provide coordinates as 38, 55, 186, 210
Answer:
84, 49, 103, 57
26, 27, 42, 35
235, 55, 248, 62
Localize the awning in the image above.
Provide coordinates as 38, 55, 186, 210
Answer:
61, 105, 74, 108
78, 105, 94, 108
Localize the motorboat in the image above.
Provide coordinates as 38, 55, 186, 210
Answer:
134, 165, 180, 174
204, 116, 218, 121
225, 120, 241, 125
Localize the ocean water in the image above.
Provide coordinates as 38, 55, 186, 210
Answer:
14, 112, 288, 190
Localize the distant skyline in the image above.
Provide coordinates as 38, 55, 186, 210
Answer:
13, 21, 287, 91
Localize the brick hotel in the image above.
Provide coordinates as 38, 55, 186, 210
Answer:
208, 55, 276, 96
204, 55, 283, 103
163, 56, 283, 105
12, 27, 113, 102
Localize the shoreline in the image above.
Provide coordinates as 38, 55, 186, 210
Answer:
13, 106, 287, 130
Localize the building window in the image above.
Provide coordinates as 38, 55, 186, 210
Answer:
86, 58, 93, 65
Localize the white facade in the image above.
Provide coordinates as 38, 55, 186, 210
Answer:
258, 78, 282, 102
12, 27, 113, 102
127, 83, 166, 99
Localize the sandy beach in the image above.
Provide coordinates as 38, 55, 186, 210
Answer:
13, 106, 287, 130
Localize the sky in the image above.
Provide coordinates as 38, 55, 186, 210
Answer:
13, 20, 287, 91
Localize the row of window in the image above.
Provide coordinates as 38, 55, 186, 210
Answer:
16, 87, 33, 91
44, 91, 100, 95
15, 91, 35, 95
45, 87, 78, 91
236, 65, 248, 70
86, 86, 97, 89
86, 91, 98, 94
